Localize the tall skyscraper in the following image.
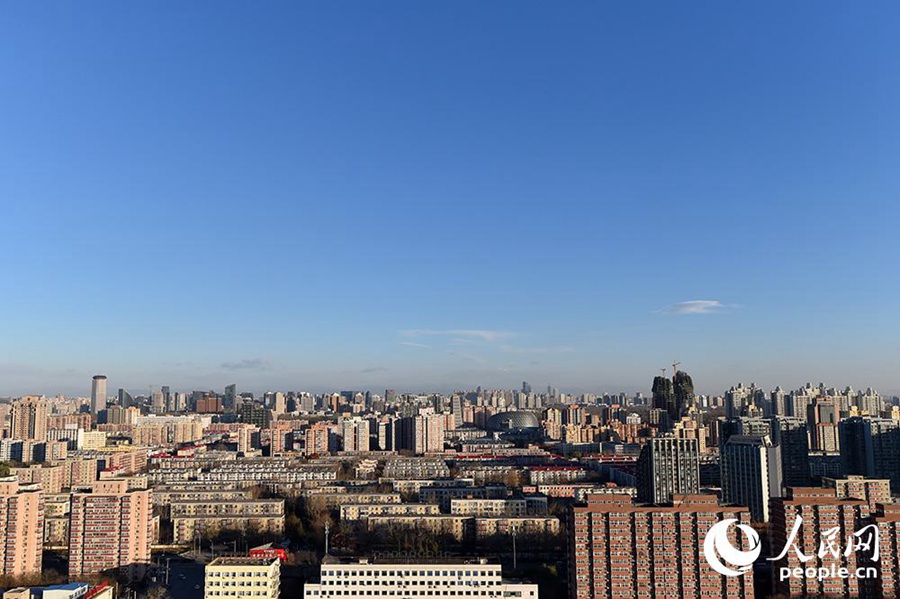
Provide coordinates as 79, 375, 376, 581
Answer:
651, 375, 674, 430
772, 416, 810, 488
68, 479, 153, 582
672, 370, 694, 418
636, 437, 700, 504
91, 375, 108, 414
720, 434, 782, 522
0, 476, 44, 580
569, 493, 754, 599
10, 396, 49, 441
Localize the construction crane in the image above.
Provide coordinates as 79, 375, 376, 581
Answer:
659, 368, 667, 377
672, 361, 681, 377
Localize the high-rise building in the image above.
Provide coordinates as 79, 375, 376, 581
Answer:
10, 396, 49, 441
304, 557, 537, 599
117, 388, 134, 408
636, 437, 700, 504
205, 557, 280, 599
651, 376, 674, 431
569, 493, 754, 599
771, 416, 810, 488
240, 402, 271, 429
91, 375, 108, 415
68, 479, 153, 582
771, 386, 787, 415
839, 416, 900, 490
341, 418, 370, 453
394, 414, 445, 454
720, 435, 782, 522
717, 417, 771, 448
672, 370, 694, 419
807, 397, 839, 451
770, 487, 875, 598
272, 392, 286, 417
0, 477, 44, 580
223, 384, 238, 412
823, 475, 891, 510
873, 502, 900, 597
151, 390, 166, 414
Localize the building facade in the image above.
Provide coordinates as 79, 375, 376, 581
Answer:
569, 493, 754, 599
0, 477, 44, 580
68, 479, 153, 581
303, 557, 538, 599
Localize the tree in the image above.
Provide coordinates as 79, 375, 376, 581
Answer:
140, 584, 173, 599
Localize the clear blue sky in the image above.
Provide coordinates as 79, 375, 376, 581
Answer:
1, 2, 898, 397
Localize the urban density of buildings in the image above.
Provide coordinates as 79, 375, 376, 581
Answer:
1, 370, 900, 599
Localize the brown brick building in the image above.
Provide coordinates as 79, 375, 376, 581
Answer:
569, 493, 754, 599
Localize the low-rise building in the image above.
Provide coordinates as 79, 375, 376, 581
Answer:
303, 557, 538, 599
339, 503, 441, 521
172, 499, 284, 544
205, 557, 280, 599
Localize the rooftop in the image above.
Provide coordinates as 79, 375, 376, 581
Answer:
207, 557, 279, 567
322, 556, 493, 566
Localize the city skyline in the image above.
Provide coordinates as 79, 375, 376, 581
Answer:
2, 3, 898, 396
1, 370, 896, 403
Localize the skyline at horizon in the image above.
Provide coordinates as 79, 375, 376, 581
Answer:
2, 366, 896, 401
2, 2, 899, 397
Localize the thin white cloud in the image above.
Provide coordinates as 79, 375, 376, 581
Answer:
665, 300, 727, 315
399, 341, 431, 349
402, 329, 510, 342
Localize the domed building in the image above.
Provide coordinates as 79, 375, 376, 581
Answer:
486, 410, 540, 432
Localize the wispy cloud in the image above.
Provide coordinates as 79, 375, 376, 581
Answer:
399, 341, 431, 349
220, 358, 268, 371
360, 366, 388, 374
402, 329, 510, 342
664, 300, 729, 315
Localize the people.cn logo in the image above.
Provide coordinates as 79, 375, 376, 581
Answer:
703, 519, 762, 577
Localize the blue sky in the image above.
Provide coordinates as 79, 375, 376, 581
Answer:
1, 2, 898, 397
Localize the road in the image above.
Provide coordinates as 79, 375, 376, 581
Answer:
161, 560, 205, 599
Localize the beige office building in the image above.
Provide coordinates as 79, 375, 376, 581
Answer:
205, 557, 280, 599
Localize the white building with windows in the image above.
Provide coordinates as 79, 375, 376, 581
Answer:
205, 557, 280, 599
303, 557, 538, 599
